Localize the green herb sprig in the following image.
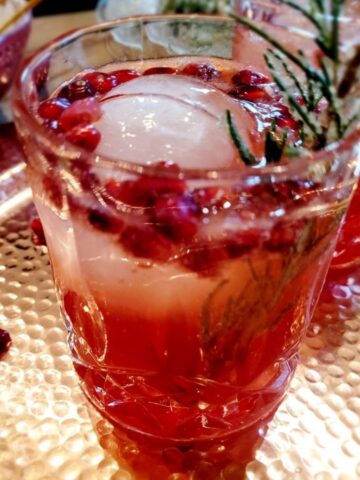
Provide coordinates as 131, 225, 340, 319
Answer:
162, 0, 226, 14
226, 0, 360, 165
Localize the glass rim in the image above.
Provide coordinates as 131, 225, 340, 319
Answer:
12, 14, 360, 181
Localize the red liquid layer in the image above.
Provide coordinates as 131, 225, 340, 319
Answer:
332, 181, 360, 269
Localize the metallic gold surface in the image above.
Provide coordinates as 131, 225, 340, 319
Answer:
0, 133, 359, 479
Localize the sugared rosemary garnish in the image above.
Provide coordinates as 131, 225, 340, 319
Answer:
226, 0, 360, 165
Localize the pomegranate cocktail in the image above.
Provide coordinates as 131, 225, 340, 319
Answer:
13, 13, 359, 479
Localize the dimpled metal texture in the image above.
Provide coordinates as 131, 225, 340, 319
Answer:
0, 125, 359, 479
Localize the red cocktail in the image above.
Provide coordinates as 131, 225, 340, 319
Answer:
13, 15, 359, 479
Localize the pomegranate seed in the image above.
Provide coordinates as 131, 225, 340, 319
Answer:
144, 67, 177, 76
43, 119, 62, 133
30, 217, 47, 246
232, 69, 270, 86
155, 161, 182, 174
0, 329, 11, 359
105, 172, 185, 208
192, 187, 232, 214
120, 225, 173, 262
226, 230, 267, 257
180, 63, 219, 81
88, 207, 123, 233
83, 71, 116, 94
152, 195, 197, 243
111, 69, 141, 85
272, 104, 299, 131
38, 97, 71, 121
266, 222, 298, 251
104, 179, 142, 206
65, 125, 101, 151
272, 180, 318, 205
43, 175, 63, 210
162, 448, 183, 469
275, 113, 299, 130
229, 85, 272, 103
294, 94, 306, 106
181, 450, 203, 471
59, 78, 95, 102
137, 174, 185, 202
181, 243, 228, 276
71, 160, 100, 190
58, 98, 102, 131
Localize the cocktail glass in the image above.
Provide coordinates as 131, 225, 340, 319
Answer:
234, 1, 360, 270
13, 14, 360, 479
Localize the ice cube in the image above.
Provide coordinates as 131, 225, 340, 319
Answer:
95, 74, 257, 169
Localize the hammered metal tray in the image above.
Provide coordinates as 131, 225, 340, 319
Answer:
0, 124, 359, 480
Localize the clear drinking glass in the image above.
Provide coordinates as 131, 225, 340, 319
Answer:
13, 14, 360, 479
234, 0, 360, 270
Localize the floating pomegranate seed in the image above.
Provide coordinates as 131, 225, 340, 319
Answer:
152, 195, 197, 243
43, 175, 63, 210
294, 94, 306, 107
274, 112, 299, 130
162, 448, 183, 470
155, 161, 182, 174
226, 230, 266, 257
88, 207, 124, 233
83, 71, 116, 94
70, 160, 100, 191
59, 78, 96, 102
272, 104, 299, 131
38, 97, 71, 121
182, 449, 202, 471
273, 180, 318, 205
180, 63, 219, 81
105, 172, 185, 208
42, 119, 62, 133
266, 221, 298, 251
104, 179, 141, 207
30, 217, 47, 246
65, 124, 101, 151
232, 69, 270, 86
111, 69, 141, 85
143, 67, 177, 76
120, 225, 173, 262
136, 175, 185, 203
229, 85, 272, 103
192, 187, 233, 215
181, 243, 229, 276
59, 98, 102, 131
0, 329, 11, 359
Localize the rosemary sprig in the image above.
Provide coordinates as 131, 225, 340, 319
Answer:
162, 0, 225, 14
264, 50, 326, 147
226, 110, 257, 166
227, 0, 360, 165
265, 120, 288, 164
